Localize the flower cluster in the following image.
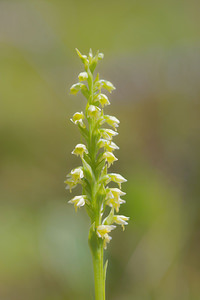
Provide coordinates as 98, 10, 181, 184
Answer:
65, 49, 129, 249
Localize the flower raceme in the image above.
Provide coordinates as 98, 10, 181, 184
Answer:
65, 48, 129, 300
66, 49, 128, 250
66, 50, 129, 300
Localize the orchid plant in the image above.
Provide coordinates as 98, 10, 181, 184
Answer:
65, 49, 129, 300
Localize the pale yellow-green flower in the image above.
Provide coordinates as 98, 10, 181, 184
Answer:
103, 152, 118, 167
98, 80, 116, 93
102, 115, 120, 131
113, 215, 129, 231
65, 167, 84, 192
78, 71, 88, 81
107, 173, 127, 188
99, 139, 119, 152
70, 167, 84, 181
70, 83, 84, 95
70, 111, 85, 128
65, 178, 77, 192
106, 188, 126, 212
100, 128, 118, 140
96, 225, 116, 249
72, 143, 88, 157
68, 195, 86, 212
97, 94, 110, 108
87, 105, 101, 119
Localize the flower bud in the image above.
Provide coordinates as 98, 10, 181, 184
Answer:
98, 53, 104, 60
75, 48, 89, 68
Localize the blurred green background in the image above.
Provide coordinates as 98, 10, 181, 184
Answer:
1, 0, 200, 299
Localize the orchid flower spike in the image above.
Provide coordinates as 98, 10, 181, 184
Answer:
65, 49, 128, 300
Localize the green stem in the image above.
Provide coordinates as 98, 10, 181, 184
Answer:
92, 242, 105, 300
87, 66, 106, 300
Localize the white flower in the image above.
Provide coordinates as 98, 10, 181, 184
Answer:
97, 94, 110, 108
87, 105, 101, 119
106, 188, 126, 212
78, 71, 88, 81
107, 173, 127, 188
113, 215, 129, 231
70, 111, 85, 128
102, 115, 120, 131
72, 144, 88, 157
97, 225, 116, 249
100, 129, 118, 140
103, 152, 118, 167
68, 195, 86, 212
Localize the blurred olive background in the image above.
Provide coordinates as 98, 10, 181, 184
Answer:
1, 0, 200, 299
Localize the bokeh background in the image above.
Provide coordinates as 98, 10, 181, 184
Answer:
1, 0, 200, 299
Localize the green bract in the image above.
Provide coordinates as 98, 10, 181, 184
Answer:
65, 49, 128, 300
